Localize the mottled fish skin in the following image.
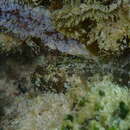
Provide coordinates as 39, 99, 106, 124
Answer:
0, 0, 91, 57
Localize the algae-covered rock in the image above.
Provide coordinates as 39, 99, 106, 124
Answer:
0, 1, 130, 130
0, 0, 130, 55
62, 75, 130, 130
2, 74, 130, 130
53, 0, 130, 54
31, 55, 90, 93
0, 33, 23, 54
2, 93, 71, 130
30, 49, 130, 93
31, 64, 66, 93
0, 0, 92, 57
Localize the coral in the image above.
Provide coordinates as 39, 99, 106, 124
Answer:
52, 0, 130, 53
62, 75, 130, 130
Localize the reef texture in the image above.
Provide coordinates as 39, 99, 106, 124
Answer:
1, 74, 130, 130
1, 93, 71, 130
62, 75, 130, 130
31, 50, 130, 92
0, 0, 91, 57
0, 0, 130, 130
53, 0, 130, 53
0, 47, 130, 129
0, 33, 23, 54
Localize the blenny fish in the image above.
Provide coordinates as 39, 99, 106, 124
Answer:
0, 0, 92, 57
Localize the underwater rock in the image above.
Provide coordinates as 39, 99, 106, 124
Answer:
0, 0, 92, 57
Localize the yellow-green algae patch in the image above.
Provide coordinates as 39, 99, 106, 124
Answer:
62, 75, 130, 130
52, 0, 130, 53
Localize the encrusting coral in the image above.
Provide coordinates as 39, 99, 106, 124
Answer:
52, 0, 130, 53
